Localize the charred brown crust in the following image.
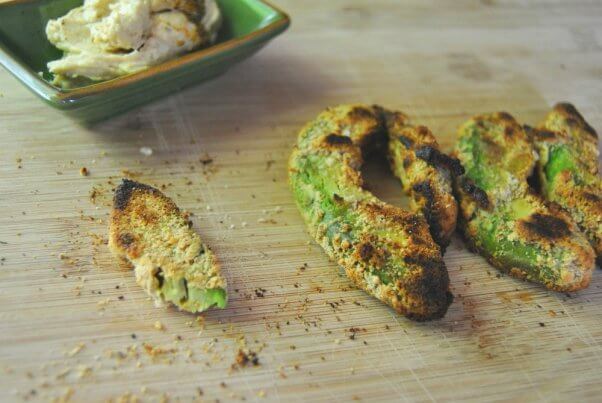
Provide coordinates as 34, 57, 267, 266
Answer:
412, 181, 443, 245
361, 202, 428, 236
583, 192, 600, 203
358, 243, 375, 261
291, 104, 454, 320
497, 111, 515, 122
325, 133, 353, 146
118, 233, 135, 247
524, 125, 556, 141
415, 146, 465, 176
333, 193, 344, 203
554, 103, 598, 139
397, 135, 414, 148
402, 157, 412, 169
111, 179, 181, 257
412, 181, 435, 208
461, 178, 489, 209
401, 262, 453, 321
383, 108, 460, 249
404, 254, 444, 272
113, 179, 161, 211
349, 106, 378, 120
504, 125, 516, 137
518, 213, 571, 241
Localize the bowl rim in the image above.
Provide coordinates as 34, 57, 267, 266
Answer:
0, 0, 290, 104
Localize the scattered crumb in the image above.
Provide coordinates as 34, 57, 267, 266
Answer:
113, 391, 139, 403
139, 147, 153, 156
77, 366, 92, 379
97, 298, 111, 309
257, 218, 277, 224
55, 368, 71, 380
347, 327, 366, 340
121, 169, 143, 179
54, 387, 74, 403
143, 343, 175, 357
232, 349, 260, 369
79, 167, 89, 176
154, 321, 165, 331
67, 342, 85, 357
199, 155, 213, 165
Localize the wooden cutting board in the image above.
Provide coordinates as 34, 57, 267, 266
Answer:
1, 1, 601, 402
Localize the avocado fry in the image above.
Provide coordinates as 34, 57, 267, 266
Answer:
289, 105, 453, 321
527, 103, 602, 265
454, 112, 595, 291
109, 179, 227, 313
385, 109, 464, 249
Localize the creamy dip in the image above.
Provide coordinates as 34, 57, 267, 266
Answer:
46, 0, 222, 87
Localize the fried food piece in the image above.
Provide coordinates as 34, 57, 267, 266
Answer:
527, 103, 602, 265
454, 112, 594, 291
385, 109, 464, 249
109, 179, 227, 312
289, 105, 452, 320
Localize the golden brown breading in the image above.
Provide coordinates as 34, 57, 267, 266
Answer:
109, 179, 227, 313
454, 112, 594, 291
528, 103, 602, 265
385, 109, 463, 249
289, 104, 453, 320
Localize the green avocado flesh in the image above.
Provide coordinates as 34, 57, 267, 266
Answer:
292, 154, 406, 287
159, 277, 227, 312
473, 208, 560, 285
545, 145, 578, 185
455, 116, 593, 290
459, 128, 501, 192
536, 128, 601, 265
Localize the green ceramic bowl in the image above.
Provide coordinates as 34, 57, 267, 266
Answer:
0, 0, 290, 123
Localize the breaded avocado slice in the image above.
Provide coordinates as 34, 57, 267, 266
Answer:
289, 105, 452, 321
109, 179, 227, 312
454, 112, 594, 291
527, 103, 602, 265
385, 109, 464, 249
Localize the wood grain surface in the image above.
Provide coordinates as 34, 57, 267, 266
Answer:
1, 1, 602, 402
